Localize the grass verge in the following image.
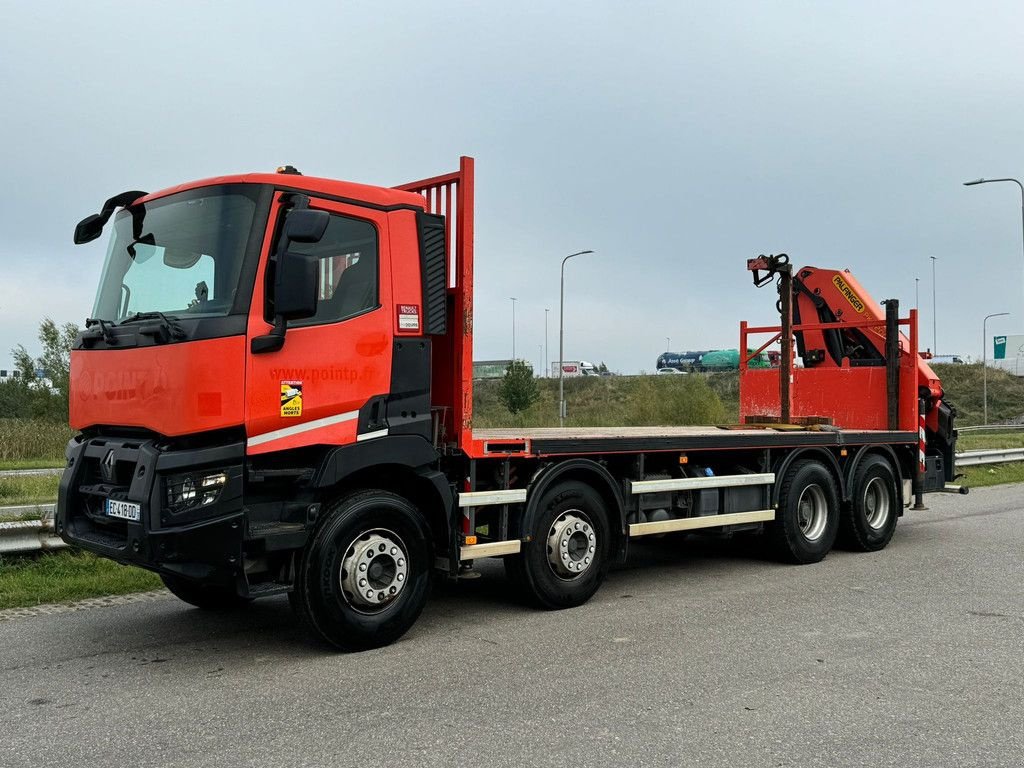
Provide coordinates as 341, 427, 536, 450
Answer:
0, 474, 61, 507
0, 459, 64, 471
0, 551, 162, 610
957, 431, 1024, 452
960, 462, 1024, 489
0, 419, 72, 464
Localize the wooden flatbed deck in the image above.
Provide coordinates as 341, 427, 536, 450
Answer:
472, 426, 918, 456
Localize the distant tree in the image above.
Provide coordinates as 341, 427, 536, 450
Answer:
597, 361, 609, 373
499, 360, 540, 414
12, 317, 79, 421
0, 380, 32, 418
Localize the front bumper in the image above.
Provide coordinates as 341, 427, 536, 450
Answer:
56, 434, 246, 586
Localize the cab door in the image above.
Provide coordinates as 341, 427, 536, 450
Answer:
245, 196, 393, 455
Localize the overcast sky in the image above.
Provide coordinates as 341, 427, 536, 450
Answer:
2, 1, 1023, 374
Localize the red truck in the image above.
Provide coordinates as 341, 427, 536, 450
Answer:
58, 158, 957, 650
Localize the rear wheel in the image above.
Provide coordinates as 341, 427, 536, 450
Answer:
506, 481, 610, 609
160, 574, 251, 611
768, 460, 839, 564
293, 490, 431, 651
839, 455, 899, 551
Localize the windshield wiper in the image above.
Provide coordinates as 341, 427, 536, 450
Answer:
118, 312, 187, 342
84, 317, 118, 345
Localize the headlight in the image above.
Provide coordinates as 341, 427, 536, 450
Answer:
166, 470, 229, 513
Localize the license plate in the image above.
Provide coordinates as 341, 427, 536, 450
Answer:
106, 499, 141, 521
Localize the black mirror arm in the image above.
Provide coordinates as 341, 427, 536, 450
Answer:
74, 190, 148, 244
251, 316, 287, 354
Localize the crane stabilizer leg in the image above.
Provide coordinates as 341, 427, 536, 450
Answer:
747, 254, 794, 422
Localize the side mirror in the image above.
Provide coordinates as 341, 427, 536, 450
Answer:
72, 190, 148, 245
284, 209, 329, 244
274, 251, 319, 320
251, 206, 328, 354
74, 214, 105, 244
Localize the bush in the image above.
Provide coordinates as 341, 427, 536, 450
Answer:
626, 374, 727, 426
474, 374, 729, 428
498, 361, 540, 414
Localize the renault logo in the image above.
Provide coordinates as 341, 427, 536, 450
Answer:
101, 450, 116, 484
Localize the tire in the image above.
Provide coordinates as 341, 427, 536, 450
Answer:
507, 480, 611, 609
293, 490, 431, 651
768, 459, 840, 564
839, 455, 899, 552
160, 574, 251, 611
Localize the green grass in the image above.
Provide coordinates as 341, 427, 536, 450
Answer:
960, 462, 1024, 489
474, 374, 728, 429
0, 551, 162, 610
0, 474, 60, 507
932, 363, 1024, 427
0, 419, 72, 463
957, 431, 1024, 451
0, 458, 64, 471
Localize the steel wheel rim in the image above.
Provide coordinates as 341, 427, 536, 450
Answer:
863, 477, 891, 531
796, 484, 828, 542
340, 528, 409, 613
547, 509, 597, 580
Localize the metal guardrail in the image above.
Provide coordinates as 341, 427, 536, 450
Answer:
954, 448, 1024, 467
0, 518, 65, 554
958, 424, 1024, 432
2, 448, 1023, 556
0, 467, 63, 478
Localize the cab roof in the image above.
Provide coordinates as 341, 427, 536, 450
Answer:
135, 172, 428, 210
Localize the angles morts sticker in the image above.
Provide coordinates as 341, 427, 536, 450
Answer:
280, 381, 303, 417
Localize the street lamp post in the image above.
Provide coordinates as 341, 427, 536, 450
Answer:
930, 256, 937, 355
544, 308, 550, 378
510, 297, 517, 361
559, 249, 594, 426
666, 337, 671, 352
983, 311, 1010, 425
964, 177, 1024, 314
915, 277, 919, 311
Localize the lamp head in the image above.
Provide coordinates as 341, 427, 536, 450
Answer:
963, 178, 986, 186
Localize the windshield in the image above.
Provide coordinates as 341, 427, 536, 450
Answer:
92, 185, 261, 322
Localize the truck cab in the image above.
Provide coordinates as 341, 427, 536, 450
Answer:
59, 164, 469, 646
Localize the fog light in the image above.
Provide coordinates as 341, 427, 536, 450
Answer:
166, 469, 230, 513
202, 472, 227, 488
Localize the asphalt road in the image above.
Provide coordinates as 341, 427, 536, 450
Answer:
1, 486, 1021, 768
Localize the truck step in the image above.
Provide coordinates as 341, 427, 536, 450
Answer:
246, 582, 290, 598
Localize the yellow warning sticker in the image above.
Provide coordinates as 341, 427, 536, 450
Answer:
832, 274, 865, 314
280, 381, 303, 417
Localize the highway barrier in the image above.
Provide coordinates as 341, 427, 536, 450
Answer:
0, 449, 1021, 556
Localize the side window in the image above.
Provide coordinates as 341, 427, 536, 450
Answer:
288, 212, 379, 326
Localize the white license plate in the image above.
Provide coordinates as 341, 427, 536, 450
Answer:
105, 499, 141, 521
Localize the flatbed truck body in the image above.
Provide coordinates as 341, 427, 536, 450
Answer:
58, 158, 956, 649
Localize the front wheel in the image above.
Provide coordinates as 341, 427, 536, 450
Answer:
768, 460, 840, 564
293, 490, 432, 651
